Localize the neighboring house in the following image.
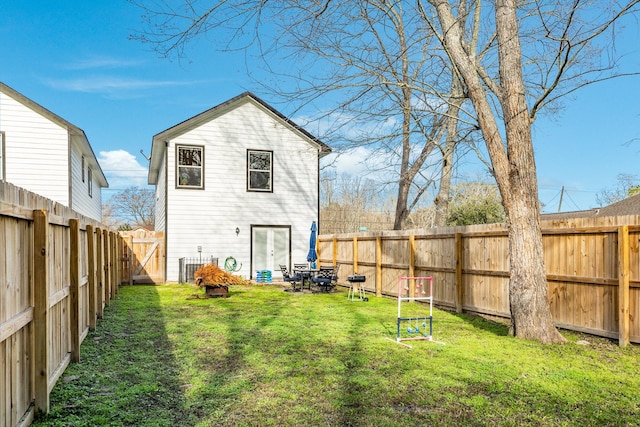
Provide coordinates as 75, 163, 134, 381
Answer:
0, 82, 108, 221
148, 92, 331, 282
542, 193, 640, 221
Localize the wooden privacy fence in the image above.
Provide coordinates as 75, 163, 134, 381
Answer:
120, 228, 165, 284
317, 216, 640, 346
0, 182, 123, 427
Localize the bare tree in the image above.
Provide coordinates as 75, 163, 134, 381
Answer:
320, 173, 394, 233
597, 173, 640, 205
130, 0, 474, 230
105, 186, 155, 227
418, 0, 640, 342
130, 0, 640, 342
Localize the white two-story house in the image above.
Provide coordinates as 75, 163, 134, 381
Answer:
147, 92, 331, 282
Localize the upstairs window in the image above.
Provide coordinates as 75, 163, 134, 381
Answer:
81, 156, 85, 182
176, 145, 204, 189
247, 150, 272, 192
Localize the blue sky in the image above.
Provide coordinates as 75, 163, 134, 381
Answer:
1, 1, 639, 213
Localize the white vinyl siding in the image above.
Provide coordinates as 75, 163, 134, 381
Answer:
163, 100, 319, 282
0, 92, 69, 205
70, 139, 102, 220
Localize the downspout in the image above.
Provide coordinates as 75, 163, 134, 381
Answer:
317, 149, 321, 234
163, 140, 169, 283
67, 133, 73, 210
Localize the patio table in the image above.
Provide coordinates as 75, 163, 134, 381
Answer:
293, 266, 319, 290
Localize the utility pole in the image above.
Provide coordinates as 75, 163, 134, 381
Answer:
557, 186, 565, 213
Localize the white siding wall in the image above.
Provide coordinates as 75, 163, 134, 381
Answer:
69, 138, 102, 220
165, 101, 319, 281
0, 92, 69, 205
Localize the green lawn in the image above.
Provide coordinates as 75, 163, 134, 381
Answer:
34, 284, 640, 426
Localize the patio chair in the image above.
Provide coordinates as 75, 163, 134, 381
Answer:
312, 264, 340, 292
293, 263, 312, 289
279, 264, 302, 290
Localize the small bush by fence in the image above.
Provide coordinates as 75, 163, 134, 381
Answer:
317, 216, 640, 346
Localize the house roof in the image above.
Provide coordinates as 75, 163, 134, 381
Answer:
541, 193, 640, 221
0, 81, 109, 187
148, 92, 332, 185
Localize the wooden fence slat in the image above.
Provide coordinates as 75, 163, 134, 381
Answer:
376, 236, 382, 297
110, 232, 117, 300
455, 232, 464, 313
70, 219, 80, 362
618, 225, 630, 346
103, 229, 110, 306
127, 235, 134, 285
353, 237, 358, 275
86, 225, 97, 330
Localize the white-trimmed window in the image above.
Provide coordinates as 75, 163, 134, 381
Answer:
176, 145, 204, 189
247, 150, 272, 192
87, 167, 93, 197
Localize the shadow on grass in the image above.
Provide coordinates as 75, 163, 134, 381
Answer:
34, 284, 640, 427
33, 285, 195, 427
449, 310, 510, 337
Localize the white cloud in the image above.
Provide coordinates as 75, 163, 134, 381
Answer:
98, 150, 149, 190
64, 55, 145, 70
43, 76, 191, 95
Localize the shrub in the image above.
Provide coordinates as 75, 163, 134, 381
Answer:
194, 264, 249, 286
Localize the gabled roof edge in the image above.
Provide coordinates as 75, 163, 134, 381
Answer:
148, 91, 332, 184
0, 81, 109, 187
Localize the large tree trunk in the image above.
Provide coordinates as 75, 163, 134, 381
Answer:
430, 0, 565, 342
506, 197, 561, 341
494, 0, 564, 342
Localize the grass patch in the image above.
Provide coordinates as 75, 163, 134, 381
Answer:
34, 284, 640, 426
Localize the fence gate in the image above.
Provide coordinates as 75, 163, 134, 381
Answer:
120, 229, 165, 284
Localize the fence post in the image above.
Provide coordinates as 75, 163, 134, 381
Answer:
353, 236, 359, 274
86, 224, 97, 330
33, 209, 50, 413
127, 234, 134, 285
409, 234, 416, 298
110, 231, 117, 298
96, 227, 104, 318
455, 233, 464, 313
376, 236, 382, 297
103, 229, 111, 306
618, 225, 630, 347
69, 219, 81, 362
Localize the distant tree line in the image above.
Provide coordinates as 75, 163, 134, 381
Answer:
320, 174, 505, 234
